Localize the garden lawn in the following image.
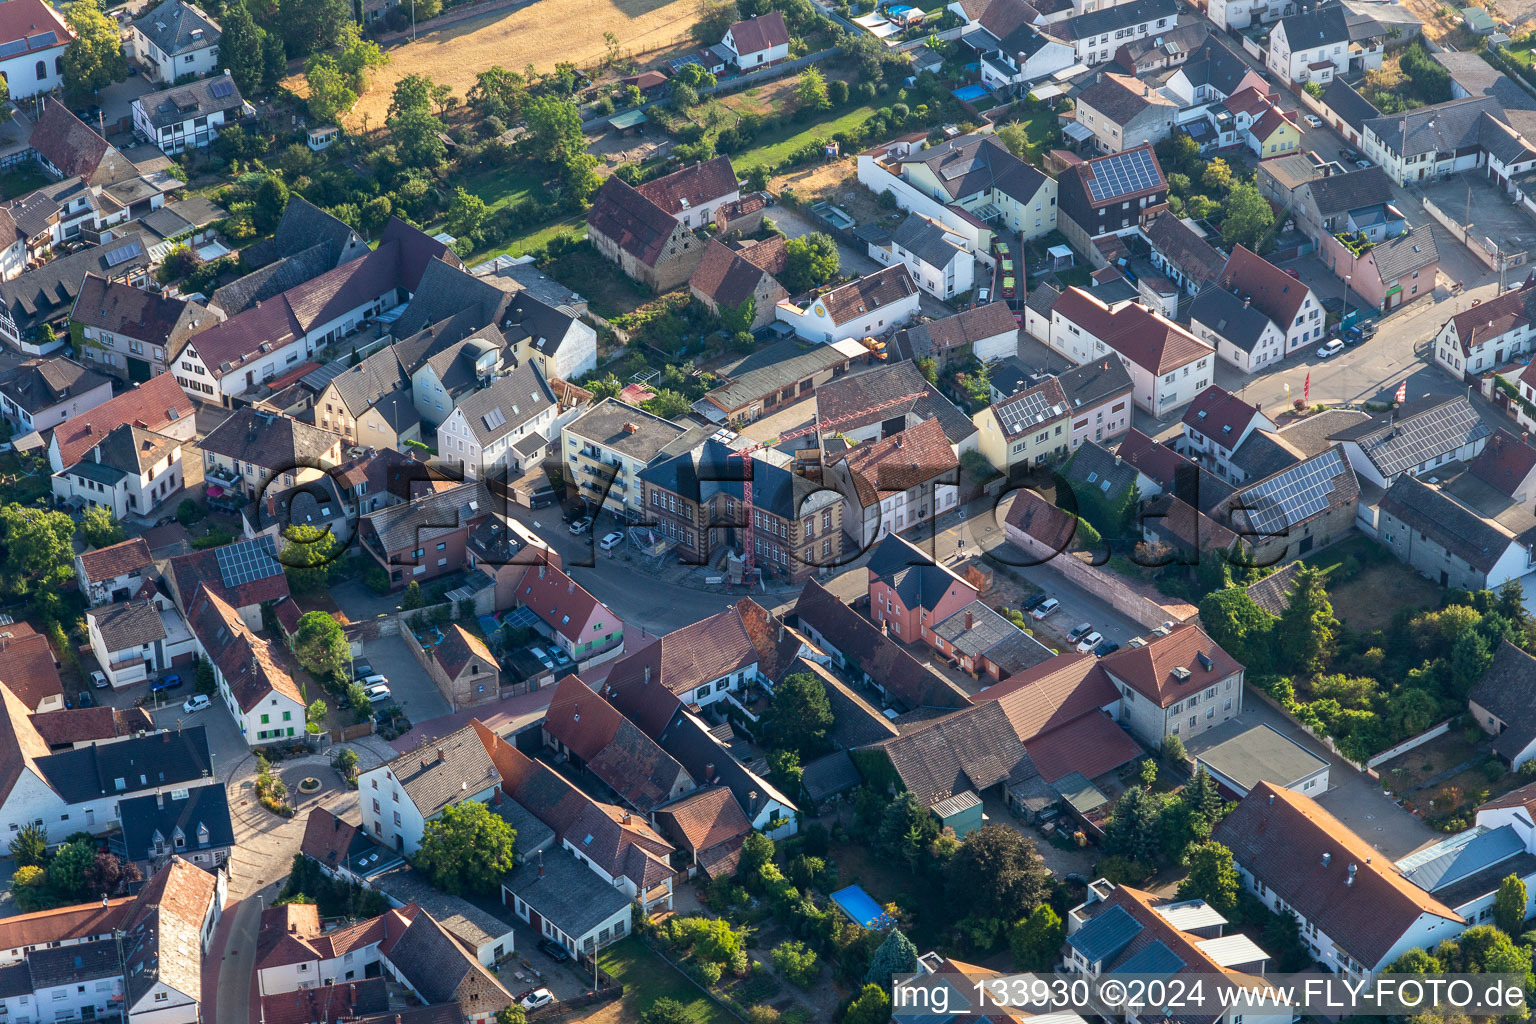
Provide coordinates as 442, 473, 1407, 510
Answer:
457, 165, 549, 214
543, 243, 651, 319
1508, 42, 1536, 69
0, 165, 49, 202
734, 105, 878, 171
471, 214, 586, 263
597, 937, 734, 1024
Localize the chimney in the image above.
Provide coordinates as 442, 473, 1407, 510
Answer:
643, 665, 651, 685
437, 747, 445, 762
622, 422, 639, 435
705, 762, 716, 782
1346, 863, 1357, 886
964, 611, 973, 630
621, 811, 631, 825
881, 619, 889, 636
1268, 792, 1275, 805
1321, 852, 1331, 866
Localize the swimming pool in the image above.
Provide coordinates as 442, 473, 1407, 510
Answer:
832, 885, 894, 928
953, 83, 990, 102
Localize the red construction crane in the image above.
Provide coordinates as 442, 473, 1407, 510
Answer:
726, 389, 926, 575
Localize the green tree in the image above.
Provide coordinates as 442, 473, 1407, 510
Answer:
866, 929, 919, 990
1221, 183, 1276, 253
1182, 767, 1225, 828
8, 823, 46, 867
1202, 158, 1234, 194
446, 187, 488, 240
1009, 905, 1064, 970
721, 295, 756, 336
261, 29, 287, 92
764, 671, 834, 759
1387, 947, 1445, 975
771, 939, 818, 987
525, 95, 586, 164
1103, 785, 1160, 865
335, 21, 387, 92
1177, 841, 1240, 915
11, 865, 46, 912
401, 580, 425, 610
1277, 564, 1335, 676
469, 66, 528, 120
414, 801, 517, 897
946, 824, 1050, 925
782, 232, 840, 292
1495, 873, 1529, 935
281, 523, 339, 593
47, 840, 96, 901
388, 102, 448, 169
1196, 588, 1276, 666
253, 175, 290, 234
277, 0, 350, 59
639, 999, 691, 1024
996, 119, 1033, 158
494, 1006, 527, 1024
880, 791, 938, 872
79, 504, 124, 548
305, 698, 328, 728
795, 66, 829, 112
0, 505, 75, 596
563, 152, 602, 206
220, 0, 266, 94
845, 984, 892, 1024
1450, 630, 1494, 698
345, 681, 372, 722
293, 610, 350, 680
195, 655, 217, 694
61, 0, 128, 100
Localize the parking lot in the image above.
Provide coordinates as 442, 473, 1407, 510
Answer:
1418, 173, 1536, 279
358, 633, 451, 722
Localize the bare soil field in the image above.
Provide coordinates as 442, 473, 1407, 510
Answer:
770, 157, 889, 226
343, 0, 704, 129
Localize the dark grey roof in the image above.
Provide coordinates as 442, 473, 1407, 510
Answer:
326, 346, 412, 415
1063, 439, 1139, 501
501, 847, 629, 937
1379, 474, 1515, 572
1067, 903, 1142, 963
706, 339, 852, 412
371, 388, 421, 434
1025, 281, 1061, 317
395, 260, 515, 338
0, 234, 152, 333
1055, 356, 1133, 410
89, 599, 167, 652
1368, 224, 1438, 280
28, 938, 122, 988
493, 797, 555, 861
1243, 561, 1301, 616
872, 701, 1038, 808
455, 363, 555, 446
565, 397, 689, 460
241, 197, 363, 273
0, 356, 108, 415
1173, 35, 1251, 96
38, 728, 212, 804
1276, 1, 1351, 48
1321, 79, 1382, 134
211, 243, 338, 315
1145, 215, 1224, 288
117, 785, 234, 861
1056, 0, 1174, 37
1330, 396, 1489, 478
134, 0, 220, 56
0, 963, 30, 999
199, 408, 340, 468
379, 724, 497, 821
1228, 429, 1303, 481
639, 438, 840, 519
1472, 641, 1536, 747
500, 291, 582, 358
135, 74, 245, 131
988, 355, 1035, 399
1190, 285, 1276, 352
982, 627, 1055, 675
1364, 96, 1505, 159
931, 600, 1016, 658
655, 707, 797, 819
1431, 849, 1536, 909
383, 912, 508, 1016
801, 749, 862, 802
815, 360, 976, 447
362, 480, 491, 553
1305, 166, 1394, 217
905, 133, 1051, 204
888, 213, 966, 269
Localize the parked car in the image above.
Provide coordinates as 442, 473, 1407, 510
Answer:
1283, 268, 1300, 279
1303, 114, 1322, 128
76, 689, 94, 708
1066, 622, 1093, 644
599, 531, 624, 551
359, 674, 388, 688
550, 648, 573, 668
1075, 630, 1104, 652
151, 674, 183, 693
528, 647, 556, 670
521, 989, 554, 1012
1020, 592, 1048, 611
1317, 338, 1345, 359
1341, 326, 1364, 346
352, 661, 375, 680
91, 670, 109, 688
1031, 598, 1060, 620
365, 683, 393, 704
569, 516, 593, 535
1355, 159, 1373, 169
976, 286, 990, 303
537, 939, 571, 962
183, 694, 212, 714
1093, 639, 1121, 657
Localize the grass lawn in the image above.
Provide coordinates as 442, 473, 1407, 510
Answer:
458, 164, 550, 214
0, 165, 49, 202
0, 452, 51, 507
597, 937, 734, 1024
543, 242, 651, 318
734, 105, 877, 172
472, 214, 586, 263
1506, 42, 1535, 68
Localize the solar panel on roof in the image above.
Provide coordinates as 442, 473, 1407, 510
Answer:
482, 408, 507, 431
1086, 147, 1161, 204
1238, 449, 1345, 536
26, 32, 57, 48
214, 537, 283, 588
208, 79, 235, 98
102, 240, 144, 268
0, 40, 25, 58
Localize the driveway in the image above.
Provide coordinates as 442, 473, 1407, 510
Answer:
1226, 696, 1439, 860
362, 633, 452, 722
331, 578, 409, 623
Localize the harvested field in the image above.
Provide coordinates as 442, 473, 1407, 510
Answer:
343, 0, 703, 129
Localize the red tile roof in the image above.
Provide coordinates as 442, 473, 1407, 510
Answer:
1099, 623, 1240, 706
835, 418, 957, 508
168, 544, 291, 612
817, 265, 919, 326
260, 980, 389, 1024
0, 897, 132, 954
1251, 105, 1291, 141
185, 584, 304, 711
654, 785, 751, 854
514, 563, 614, 644
1181, 386, 1264, 444
636, 156, 739, 217
1024, 710, 1143, 783
1470, 427, 1536, 496
1003, 488, 1080, 551
51, 373, 191, 469
586, 177, 681, 267
1116, 427, 1195, 488
28, 707, 117, 747
1213, 782, 1462, 969
1218, 244, 1308, 330
0, 625, 62, 711
433, 624, 495, 679
542, 675, 689, 811
1052, 287, 1211, 374
77, 537, 154, 583
724, 11, 789, 54
1450, 277, 1536, 355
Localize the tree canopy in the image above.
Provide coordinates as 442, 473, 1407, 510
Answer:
61, 0, 128, 100
415, 801, 517, 896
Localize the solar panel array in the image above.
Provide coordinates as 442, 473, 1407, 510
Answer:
1086, 147, 1161, 204
103, 240, 144, 268
998, 388, 1066, 437
215, 536, 283, 588
482, 408, 507, 431
0, 40, 26, 59
1362, 400, 1489, 477
26, 32, 57, 49
1238, 448, 1345, 536
209, 79, 235, 99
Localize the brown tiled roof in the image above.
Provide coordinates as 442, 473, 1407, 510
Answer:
88, 599, 166, 653
1469, 427, 1536, 497
0, 625, 63, 711
167, 543, 290, 612
605, 604, 758, 703
689, 237, 788, 308
386, 912, 511, 1018
1449, 277, 1536, 355
30, 99, 134, 188
377, 723, 497, 821
835, 418, 957, 508
1099, 623, 1240, 707
977, 652, 1116, 735
513, 563, 614, 644
1142, 493, 1238, 554
636, 156, 739, 216
29, 707, 117, 747
1243, 561, 1300, 616
816, 265, 918, 326
654, 785, 751, 854
78, 537, 154, 583
1218, 244, 1308, 330
256, 903, 321, 968
1052, 287, 1211, 374
586, 177, 681, 267
300, 807, 359, 873
1003, 488, 1079, 551
724, 11, 788, 53
120, 856, 218, 1005
899, 302, 1017, 359
199, 408, 343, 469
1022, 710, 1143, 783
72, 274, 210, 345
185, 584, 304, 712
1181, 386, 1263, 443
1212, 782, 1462, 968
260, 980, 389, 1024
51, 373, 191, 469
543, 675, 689, 811
433, 624, 494, 679
1479, 778, 1536, 816
0, 897, 132, 954
874, 700, 1036, 807
1144, 215, 1225, 289
1250, 105, 1290, 140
